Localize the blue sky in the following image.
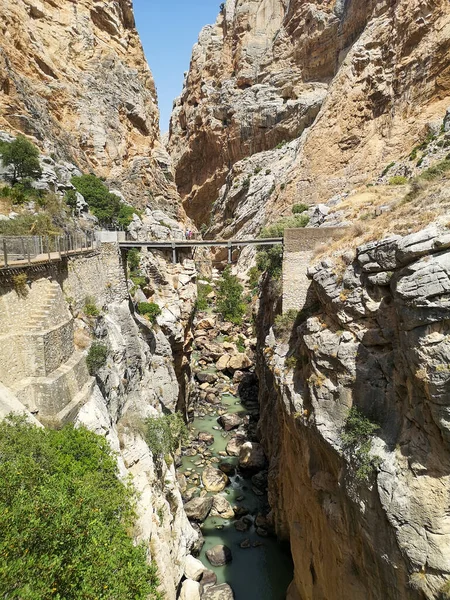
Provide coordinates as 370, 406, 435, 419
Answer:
133, 0, 219, 134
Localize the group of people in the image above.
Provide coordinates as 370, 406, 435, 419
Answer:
185, 229, 194, 239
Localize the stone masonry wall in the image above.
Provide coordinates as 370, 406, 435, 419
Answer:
282, 228, 346, 313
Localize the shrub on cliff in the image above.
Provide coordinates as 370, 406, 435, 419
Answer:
341, 408, 381, 482
137, 302, 161, 323
145, 413, 188, 459
0, 416, 162, 599
86, 341, 108, 374
71, 174, 138, 227
0, 135, 42, 183
216, 266, 246, 324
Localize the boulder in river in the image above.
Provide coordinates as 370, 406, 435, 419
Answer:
184, 496, 213, 522
202, 465, 229, 492
227, 353, 252, 371
218, 413, 243, 431
211, 495, 235, 519
216, 354, 230, 371
226, 434, 247, 456
180, 578, 201, 600
196, 371, 218, 384
184, 555, 207, 581
218, 461, 236, 476
238, 442, 267, 471
202, 583, 235, 599
198, 431, 215, 445
205, 544, 232, 567
200, 569, 217, 586
234, 517, 251, 532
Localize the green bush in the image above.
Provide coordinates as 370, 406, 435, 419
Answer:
292, 203, 308, 214
0, 213, 60, 236
248, 266, 261, 291
216, 267, 246, 324
127, 248, 141, 271
65, 189, 78, 211
137, 302, 161, 323
256, 245, 283, 279
388, 176, 408, 185
381, 162, 396, 176
84, 295, 100, 317
0, 135, 42, 183
86, 342, 108, 375
341, 408, 381, 482
274, 309, 298, 340
71, 174, 137, 227
419, 159, 450, 181
145, 413, 188, 459
196, 283, 213, 311
0, 416, 162, 600
260, 213, 309, 238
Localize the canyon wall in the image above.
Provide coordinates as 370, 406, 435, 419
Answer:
256, 224, 450, 600
169, 0, 450, 233
0, 0, 180, 212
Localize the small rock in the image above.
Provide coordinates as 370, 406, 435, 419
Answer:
227, 353, 253, 371
234, 518, 250, 532
216, 355, 231, 371
238, 442, 266, 471
211, 495, 235, 519
240, 539, 251, 549
202, 583, 234, 599
205, 545, 232, 567
218, 461, 236, 476
197, 317, 215, 330
198, 432, 215, 445
226, 435, 247, 456
200, 569, 217, 587
196, 371, 218, 384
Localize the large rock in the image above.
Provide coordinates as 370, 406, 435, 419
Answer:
184, 555, 207, 581
202, 583, 234, 599
226, 435, 247, 456
196, 371, 218, 384
196, 317, 215, 330
179, 578, 201, 600
218, 413, 243, 431
184, 497, 214, 522
238, 442, 266, 471
216, 355, 231, 371
202, 465, 229, 492
227, 353, 253, 371
205, 545, 232, 567
210, 495, 235, 519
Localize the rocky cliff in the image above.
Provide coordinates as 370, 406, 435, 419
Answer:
0, 0, 180, 212
169, 0, 450, 232
256, 223, 450, 600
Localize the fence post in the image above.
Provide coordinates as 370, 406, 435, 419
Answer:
46, 236, 51, 261
3, 239, 7, 267
172, 241, 177, 264
21, 237, 26, 265
227, 241, 232, 264
26, 238, 31, 265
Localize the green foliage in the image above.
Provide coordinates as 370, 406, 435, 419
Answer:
13, 273, 29, 298
273, 309, 298, 340
0, 416, 162, 599
0, 135, 42, 183
341, 408, 381, 482
247, 266, 261, 291
236, 335, 246, 353
0, 213, 60, 236
241, 177, 251, 190
292, 203, 308, 214
145, 413, 188, 459
419, 159, 450, 181
127, 248, 141, 272
216, 267, 246, 324
389, 175, 408, 185
137, 302, 161, 323
256, 245, 283, 279
86, 342, 108, 375
275, 140, 287, 149
381, 162, 396, 177
285, 355, 298, 370
196, 283, 213, 311
131, 274, 147, 290
71, 174, 137, 227
84, 295, 100, 317
260, 213, 309, 238
65, 189, 78, 211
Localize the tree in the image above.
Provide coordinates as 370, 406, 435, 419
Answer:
216, 266, 246, 324
0, 135, 42, 183
0, 416, 162, 600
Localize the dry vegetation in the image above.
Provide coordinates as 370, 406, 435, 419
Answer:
313, 172, 450, 264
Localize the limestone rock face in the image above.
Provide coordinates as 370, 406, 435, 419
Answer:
169, 0, 450, 233
0, 0, 179, 211
256, 225, 450, 599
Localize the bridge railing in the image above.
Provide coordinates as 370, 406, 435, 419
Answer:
0, 233, 97, 269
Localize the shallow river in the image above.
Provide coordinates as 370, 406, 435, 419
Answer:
180, 388, 293, 599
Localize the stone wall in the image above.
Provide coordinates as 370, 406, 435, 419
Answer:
282, 228, 346, 313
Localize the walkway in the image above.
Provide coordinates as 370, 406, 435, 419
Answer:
119, 237, 283, 263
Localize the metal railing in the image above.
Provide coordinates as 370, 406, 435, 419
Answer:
0, 233, 97, 269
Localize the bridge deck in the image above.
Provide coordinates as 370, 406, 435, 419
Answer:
118, 238, 283, 249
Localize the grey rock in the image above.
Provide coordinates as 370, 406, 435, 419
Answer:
357, 236, 401, 272
218, 413, 243, 431
184, 497, 214, 522
205, 545, 232, 567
